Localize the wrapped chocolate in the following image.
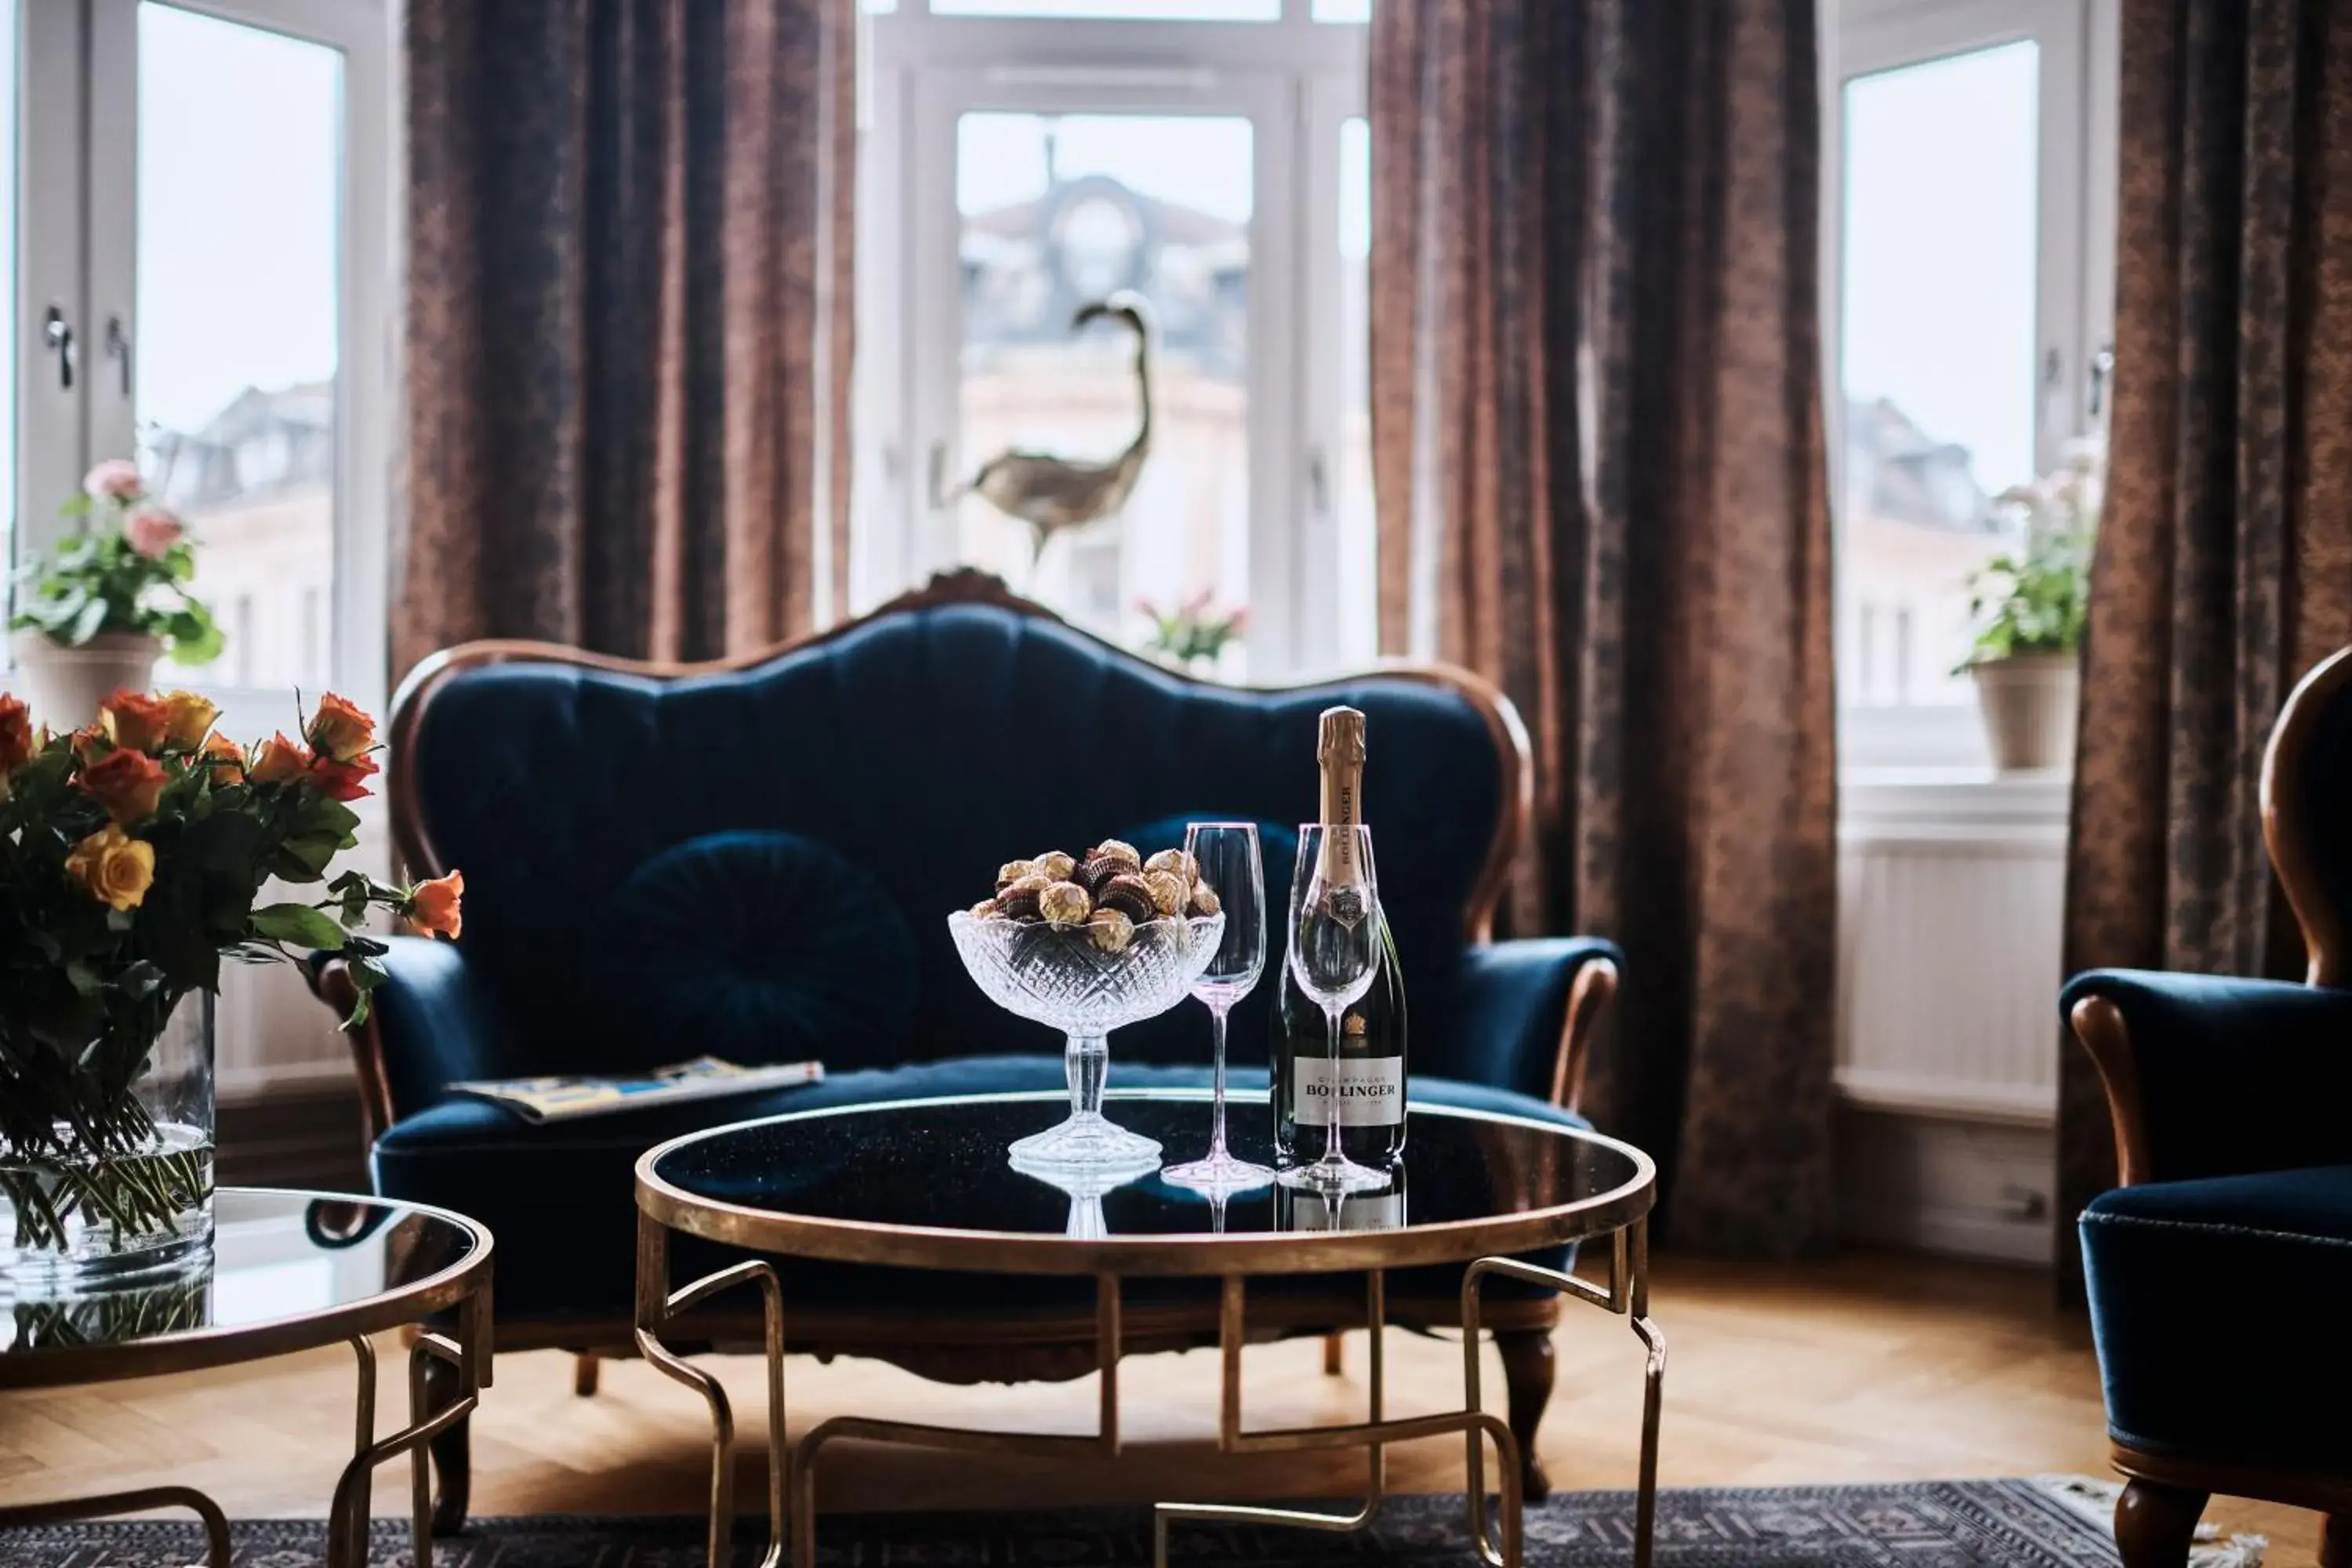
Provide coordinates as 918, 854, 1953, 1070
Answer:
1078, 854, 1128, 896
1039, 880, 1093, 927
1089, 839, 1143, 872
1033, 850, 1077, 882
1187, 883, 1221, 918
1098, 873, 1156, 924
1086, 907, 1134, 953
996, 858, 1038, 891
970, 898, 1002, 920
1141, 869, 1189, 916
997, 873, 1051, 922
1143, 848, 1198, 884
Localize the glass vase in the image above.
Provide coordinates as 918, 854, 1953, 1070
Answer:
0, 990, 216, 1296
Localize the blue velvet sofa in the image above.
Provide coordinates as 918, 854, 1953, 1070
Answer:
2064, 648, 2352, 1567
321, 571, 1622, 1524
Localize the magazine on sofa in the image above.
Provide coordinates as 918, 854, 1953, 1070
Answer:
448, 1055, 826, 1123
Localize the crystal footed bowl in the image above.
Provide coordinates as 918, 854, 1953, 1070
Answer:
948, 909, 1225, 1173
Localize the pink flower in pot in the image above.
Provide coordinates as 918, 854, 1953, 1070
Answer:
83, 459, 143, 502
123, 504, 183, 560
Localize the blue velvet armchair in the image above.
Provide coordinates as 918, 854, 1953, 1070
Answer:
2065, 648, 2352, 1568
318, 572, 1623, 1525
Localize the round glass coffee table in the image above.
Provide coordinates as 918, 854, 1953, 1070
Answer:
634, 1090, 1664, 1568
0, 1187, 493, 1568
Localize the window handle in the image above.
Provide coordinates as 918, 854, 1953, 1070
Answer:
927, 441, 949, 512
42, 307, 74, 390
2089, 343, 2115, 418
1308, 447, 1330, 517
104, 315, 131, 398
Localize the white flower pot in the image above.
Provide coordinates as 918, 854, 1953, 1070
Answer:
9, 630, 162, 731
1969, 653, 2079, 773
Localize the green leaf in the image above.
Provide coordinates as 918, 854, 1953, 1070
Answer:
67, 595, 107, 646
249, 903, 348, 950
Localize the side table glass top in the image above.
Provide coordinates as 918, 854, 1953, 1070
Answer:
1, 1188, 487, 1385
641, 1090, 1654, 1276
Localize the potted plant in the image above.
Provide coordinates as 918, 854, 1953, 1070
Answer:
0, 687, 461, 1290
1138, 592, 1248, 676
9, 461, 223, 729
1959, 437, 2102, 772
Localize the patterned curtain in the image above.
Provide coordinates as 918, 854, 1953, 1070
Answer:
2056, 0, 2352, 1284
397, 0, 855, 677
1370, 0, 1838, 1254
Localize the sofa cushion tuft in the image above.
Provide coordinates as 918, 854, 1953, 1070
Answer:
590, 829, 918, 1073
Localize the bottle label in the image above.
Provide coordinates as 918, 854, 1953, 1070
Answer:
1287, 1188, 1406, 1232
1291, 1055, 1404, 1127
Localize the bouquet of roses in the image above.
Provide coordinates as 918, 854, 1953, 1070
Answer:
0, 687, 459, 1249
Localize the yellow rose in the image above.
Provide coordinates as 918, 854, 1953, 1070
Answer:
65, 824, 155, 912
161, 690, 220, 749
100, 691, 172, 755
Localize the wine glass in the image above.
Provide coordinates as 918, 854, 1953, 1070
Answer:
1163, 822, 1272, 1192
1280, 823, 1388, 1194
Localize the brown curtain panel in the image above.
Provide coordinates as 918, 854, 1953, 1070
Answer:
1370, 0, 1838, 1254
2056, 0, 2352, 1283
398, 0, 856, 677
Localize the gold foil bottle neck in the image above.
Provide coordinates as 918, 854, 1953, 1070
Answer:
1317, 706, 1367, 769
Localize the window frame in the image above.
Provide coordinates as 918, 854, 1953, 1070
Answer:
13, 0, 394, 728
1825, 0, 2116, 773
858, 0, 1367, 677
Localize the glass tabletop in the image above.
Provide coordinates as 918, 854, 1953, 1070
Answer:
1, 1188, 487, 1385
641, 1091, 1654, 1277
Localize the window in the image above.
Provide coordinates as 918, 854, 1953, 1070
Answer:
1829, 0, 2114, 769
861, 0, 1369, 677
15, 0, 391, 723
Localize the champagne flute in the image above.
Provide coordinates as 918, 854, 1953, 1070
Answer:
1163, 822, 1273, 1191
1280, 823, 1388, 1194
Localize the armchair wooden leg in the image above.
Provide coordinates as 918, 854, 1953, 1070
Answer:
2322, 1512, 2350, 1568
419, 1351, 472, 1535
1322, 1331, 1343, 1376
1494, 1327, 1555, 1502
573, 1352, 600, 1397
2112, 1479, 2206, 1568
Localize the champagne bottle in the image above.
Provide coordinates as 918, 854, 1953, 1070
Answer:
1276, 1160, 1408, 1233
1272, 706, 1409, 1165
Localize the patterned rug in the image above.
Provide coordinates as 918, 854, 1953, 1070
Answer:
0, 1477, 2267, 1567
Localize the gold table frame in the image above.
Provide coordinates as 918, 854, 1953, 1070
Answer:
0, 1188, 495, 1568
633, 1097, 1663, 1568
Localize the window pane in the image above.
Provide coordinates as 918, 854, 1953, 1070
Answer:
1314, 0, 1373, 20
1336, 115, 1374, 660
1838, 41, 2038, 709
0, 0, 16, 579
138, 3, 341, 691
931, 0, 1278, 19
955, 112, 1252, 670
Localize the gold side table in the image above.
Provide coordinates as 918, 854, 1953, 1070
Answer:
633, 1088, 1664, 1568
0, 1187, 493, 1568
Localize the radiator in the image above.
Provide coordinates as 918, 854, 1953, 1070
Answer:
1834, 772, 2069, 1262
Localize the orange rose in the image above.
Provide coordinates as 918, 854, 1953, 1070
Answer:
306, 692, 376, 764
405, 870, 464, 940
100, 691, 172, 755
307, 750, 379, 803
249, 733, 309, 786
201, 731, 245, 784
0, 695, 34, 775
68, 724, 108, 764
64, 824, 154, 912
161, 690, 220, 749
78, 747, 168, 824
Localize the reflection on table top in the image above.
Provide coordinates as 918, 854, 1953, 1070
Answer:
1, 1189, 487, 1386
641, 1090, 1655, 1277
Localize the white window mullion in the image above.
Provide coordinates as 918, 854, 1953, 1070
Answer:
17, 0, 92, 557
85, 0, 134, 474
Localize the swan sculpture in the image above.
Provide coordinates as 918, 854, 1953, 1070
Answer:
960, 291, 1154, 563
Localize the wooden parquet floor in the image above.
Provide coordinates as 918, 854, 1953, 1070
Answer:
0, 1249, 2323, 1563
